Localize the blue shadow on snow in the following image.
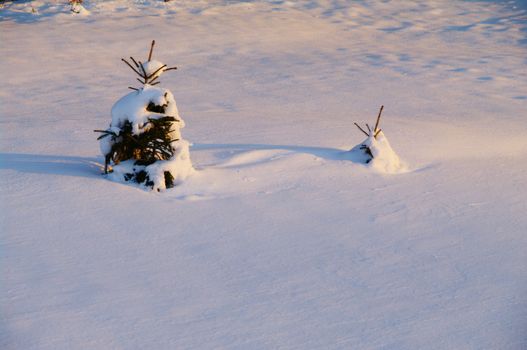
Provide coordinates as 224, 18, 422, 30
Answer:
0, 153, 102, 178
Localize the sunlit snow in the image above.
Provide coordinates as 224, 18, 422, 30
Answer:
1, 0, 526, 349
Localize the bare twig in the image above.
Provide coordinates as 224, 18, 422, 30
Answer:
149, 75, 160, 85
130, 56, 139, 68
366, 123, 371, 133
121, 58, 142, 76
121, 41, 178, 87
374, 129, 382, 138
138, 61, 148, 80
128, 86, 139, 91
148, 40, 155, 61
374, 105, 384, 132
354, 123, 369, 137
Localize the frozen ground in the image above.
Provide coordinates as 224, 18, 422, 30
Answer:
1, 0, 527, 349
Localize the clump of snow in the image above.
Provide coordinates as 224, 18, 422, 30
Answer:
71, 4, 90, 16
141, 60, 165, 80
108, 85, 183, 136
350, 132, 406, 173
69, 0, 90, 16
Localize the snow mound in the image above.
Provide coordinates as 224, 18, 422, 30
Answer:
71, 4, 90, 16
350, 131, 407, 174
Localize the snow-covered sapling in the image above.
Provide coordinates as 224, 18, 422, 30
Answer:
95, 40, 193, 191
350, 106, 404, 173
69, 0, 84, 14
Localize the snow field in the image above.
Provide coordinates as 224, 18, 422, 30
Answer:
2, 0, 527, 349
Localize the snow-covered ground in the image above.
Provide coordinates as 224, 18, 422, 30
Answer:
2, 0, 527, 348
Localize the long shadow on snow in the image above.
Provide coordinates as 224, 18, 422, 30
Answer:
192, 143, 365, 163
0, 145, 362, 182
0, 153, 102, 178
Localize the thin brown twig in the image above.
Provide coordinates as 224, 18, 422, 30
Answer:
148, 40, 155, 61
374, 129, 382, 138
128, 86, 139, 91
163, 66, 178, 72
130, 56, 139, 68
374, 105, 384, 132
366, 123, 371, 133
138, 61, 148, 80
137, 78, 145, 85
354, 123, 369, 137
150, 81, 161, 86
149, 75, 160, 85
121, 58, 142, 77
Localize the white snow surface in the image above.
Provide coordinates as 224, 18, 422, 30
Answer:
2, 0, 527, 349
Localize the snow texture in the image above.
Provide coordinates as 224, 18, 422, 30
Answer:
1, 0, 527, 349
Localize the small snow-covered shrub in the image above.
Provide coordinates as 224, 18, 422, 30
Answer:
96, 40, 193, 191
69, 0, 88, 14
350, 106, 405, 173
